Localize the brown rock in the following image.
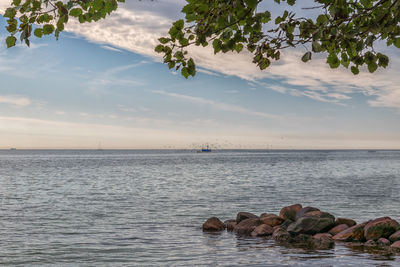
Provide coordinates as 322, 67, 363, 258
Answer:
332, 222, 367, 242
251, 224, 274, 237
390, 240, 400, 252
329, 224, 349, 236
313, 233, 335, 250
291, 234, 315, 248
287, 211, 335, 235
280, 204, 302, 221
364, 239, 378, 247
364, 217, 400, 240
272, 228, 292, 242
224, 219, 237, 232
296, 206, 320, 219
279, 219, 294, 230
377, 238, 391, 246
236, 212, 258, 224
260, 213, 271, 218
202, 217, 225, 232
389, 230, 400, 242
335, 218, 357, 227
234, 218, 263, 235
260, 214, 285, 227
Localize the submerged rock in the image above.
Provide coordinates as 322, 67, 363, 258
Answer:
234, 218, 262, 235
280, 204, 302, 221
313, 233, 335, 250
287, 211, 335, 235
203, 217, 225, 232
251, 224, 274, 237
389, 230, 400, 242
329, 224, 349, 236
364, 217, 400, 240
224, 219, 237, 232
260, 214, 284, 227
390, 241, 400, 252
335, 218, 357, 227
377, 238, 391, 246
236, 212, 258, 224
272, 228, 292, 242
333, 222, 367, 242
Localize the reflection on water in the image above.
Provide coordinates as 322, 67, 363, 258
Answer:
0, 149, 399, 266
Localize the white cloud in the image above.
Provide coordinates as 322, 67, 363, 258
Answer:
0, 95, 31, 106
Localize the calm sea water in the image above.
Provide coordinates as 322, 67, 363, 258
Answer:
0, 149, 399, 266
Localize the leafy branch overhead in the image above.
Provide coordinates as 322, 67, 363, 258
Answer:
4, 1, 400, 79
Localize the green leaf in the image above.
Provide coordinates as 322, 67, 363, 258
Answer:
4, 8, 16, 18
181, 67, 190, 78
6, 36, 16, 48
368, 62, 378, 73
301, 51, 312, 62
245, 0, 258, 9
42, 24, 55, 35
70, 8, 83, 17
351, 66, 359, 75
154, 45, 164, 53
394, 38, 400, 49
34, 28, 43, 38
312, 41, 322, 52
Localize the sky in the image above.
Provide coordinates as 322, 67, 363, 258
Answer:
0, 0, 400, 149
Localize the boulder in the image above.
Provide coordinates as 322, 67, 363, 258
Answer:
224, 219, 237, 232
389, 230, 400, 242
260, 214, 284, 227
390, 241, 400, 252
280, 204, 302, 221
364, 239, 378, 247
272, 228, 292, 242
251, 224, 274, 237
329, 224, 349, 236
236, 212, 258, 224
279, 219, 294, 230
296, 206, 320, 220
313, 233, 335, 250
291, 234, 316, 248
377, 238, 391, 246
287, 211, 335, 235
332, 222, 367, 242
335, 218, 357, 227
234, 218, 263, 235
364, 217, 400, 240
202, 217, 225, 232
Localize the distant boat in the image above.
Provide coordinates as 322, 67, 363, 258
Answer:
197, 145, 212, 153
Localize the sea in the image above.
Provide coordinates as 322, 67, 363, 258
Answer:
0, 149, 399, 266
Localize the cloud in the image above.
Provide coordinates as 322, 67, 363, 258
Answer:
152, 90, 280, 119
0, 95, 31, 106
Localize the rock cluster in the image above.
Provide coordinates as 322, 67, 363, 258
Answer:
202, 204, 400, 253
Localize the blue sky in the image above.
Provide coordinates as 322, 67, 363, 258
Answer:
0, 1, 400, 149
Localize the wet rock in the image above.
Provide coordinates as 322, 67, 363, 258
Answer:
364, 239, 378, 247
234, 218, 263, 235
251, 224, 274, 237
272, 228, 292, 242
224, 219, 237, 232
291, 234, 315, 248
377, 238, 391, 246
329, 224, 349, 236
296, 206, 320, 220
202, 217, 225, 231
389, 230, 400, 242
332, 222, 367, 242
280, 204, 302, 221
260, 214, 284, 227
236, 212, 258, 224
390, 241, 400, 252
364, 217, 400, 240
279, 219, 294, 230
287, 211, 335, 235
335, 218, 357, 227
313, 233, 334, 250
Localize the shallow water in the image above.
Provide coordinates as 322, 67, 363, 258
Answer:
0, 149, 399, 266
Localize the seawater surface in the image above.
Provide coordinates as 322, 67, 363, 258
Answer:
0, 149, 399, 266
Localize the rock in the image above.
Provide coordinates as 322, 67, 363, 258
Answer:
287, 211, 335, 235
224, 219, 237, 232
332, 222, 368, 242
260, 213, 271, 218
364, 217, 400, 240
390, 241, 400, 252
234, 218, 263, 235
260, 214, 284, 227
364, 239, 378, 247
272, 228, 292, 242
377, 238, 391, 246
296, 206, 320, 220
291, 234, 315, 248
329, 224, 349, 236
236, 212, 258, 224
280, 204, 302, 221
251, 224, 274, 237
279, 219, 294, 230
389, 230, 400, 242
313, 233, 334, 250
335, 218, 357, 227
202, 217, 225, 231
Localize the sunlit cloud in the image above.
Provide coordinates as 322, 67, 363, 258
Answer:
0, 95, 31, 106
